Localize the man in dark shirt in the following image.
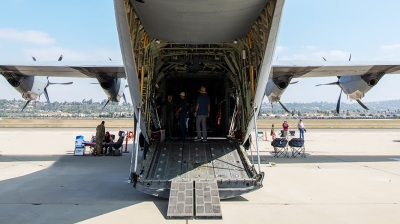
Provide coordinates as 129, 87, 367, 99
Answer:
106, 131, 124, 155
102, 131, 112, 154
194, 86, 210, 141
94, 121, 105, 156
164, 94, 176, 139
175, 92, 187, 140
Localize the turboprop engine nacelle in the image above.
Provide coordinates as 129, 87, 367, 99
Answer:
6, 75, 48, 101
339, 75, 379, 100
265, 77, 290, 103
99, 78, 127, 103
316, 73, 384, 112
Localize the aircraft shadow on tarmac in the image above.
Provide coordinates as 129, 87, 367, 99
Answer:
0, 143, 171, 223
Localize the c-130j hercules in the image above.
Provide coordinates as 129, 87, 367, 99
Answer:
2, 0, 400, 219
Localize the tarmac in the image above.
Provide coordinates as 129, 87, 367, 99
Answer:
0, 127, 399, 224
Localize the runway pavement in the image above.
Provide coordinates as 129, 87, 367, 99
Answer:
0, 128, 399, 224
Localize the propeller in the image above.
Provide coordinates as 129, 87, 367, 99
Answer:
356, 100, 369, 111
315, 81, 339, 87
316, 75, 368, 113
43, 88, 51, 106
21, 100, 31, 112
316, 78, 343, 114
278, 101, 290, 113
101, 100, 110, 112
45, 79, 73, 108
336, 89, 342, 114
48, 81, 73, 85
122, 93, 127, 105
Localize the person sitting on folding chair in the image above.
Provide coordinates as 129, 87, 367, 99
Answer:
106, 131, 124, 155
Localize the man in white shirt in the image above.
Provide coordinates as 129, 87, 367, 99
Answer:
297, 119, 305, 139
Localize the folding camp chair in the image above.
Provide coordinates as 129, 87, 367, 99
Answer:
257, 131, 265, 141
272, 138, 289, 158
74, 135, 86, 156
289, 138, 306, 158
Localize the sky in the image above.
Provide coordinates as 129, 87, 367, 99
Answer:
1, 0, 400, 104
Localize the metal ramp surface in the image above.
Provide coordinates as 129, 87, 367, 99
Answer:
167, 179, 194, 219
167, 179, 222, 219
195, 180, 222, 219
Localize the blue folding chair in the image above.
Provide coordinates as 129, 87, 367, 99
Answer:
74, 135, 86, 156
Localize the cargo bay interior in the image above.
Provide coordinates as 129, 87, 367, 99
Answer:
146, 46, 242, 139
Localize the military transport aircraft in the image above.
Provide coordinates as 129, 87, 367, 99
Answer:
1, 0, 400, 219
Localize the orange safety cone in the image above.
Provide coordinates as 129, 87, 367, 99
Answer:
264, 129, 268, 141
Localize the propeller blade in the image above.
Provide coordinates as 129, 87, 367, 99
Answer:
122, 93, 127, 105
48, 82, 73, 85
349, 54, 352, 61
322, 57, 326, 61
289, 81, 299, 85
31, 56, 36, 61
21, 100, 31, 112
278, 101, 290, 113
89, 83, 99, 84
336, 89, 342, 114
101, 100, 110, 112
58, 54, 63, 61
315, 81, 339, 87
44, 88, 51, 105
356, 100, 369, 111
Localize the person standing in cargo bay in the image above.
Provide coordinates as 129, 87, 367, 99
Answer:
175, 92, 187, 140
94, 121, 105, 156
194, 86, 210, 142
164, 93, 176, 139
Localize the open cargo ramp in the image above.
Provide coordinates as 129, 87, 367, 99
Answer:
136, 139, 264, 219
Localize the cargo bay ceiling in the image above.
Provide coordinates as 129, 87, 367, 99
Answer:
130, 0, 269, 44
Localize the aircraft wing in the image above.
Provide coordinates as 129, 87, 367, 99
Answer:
2, 60, 400, 80
271, 61, 400, 78
0, 61, 125, 79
